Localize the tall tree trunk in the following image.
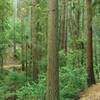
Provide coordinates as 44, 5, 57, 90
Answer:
80, 0, 85, 66
73, 0, 80, 50
72, 0, 80, 67
25, 41, 28, 81
29, 6, 33, 77
86, 0, 96, 86
13, 0, 17, 58
46, 0, 59, 99
0, 19, 4, 73
61, 0, 68, 52
21, 17, 25, 71
31, 0, 39, 82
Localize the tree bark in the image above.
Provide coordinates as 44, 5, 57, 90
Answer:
13, 0, 17, 58
86, 0, 96, 86
20, 17, 25, 71
61, 0, 66, 51
31, 0, 39, 82
46, 0, 59, 99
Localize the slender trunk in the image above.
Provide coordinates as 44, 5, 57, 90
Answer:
25, 41, 28, 81
31, 0, 39, 82
21, 17, 25, 71
80, 0, 85, 66
13, 0, 17, 58
0, 19, 4, 72
29, 6, 33, 76
64, 2, 68, 53
61, 0, 66, 50
73, 0, 80, 50
72, 0, 80, 67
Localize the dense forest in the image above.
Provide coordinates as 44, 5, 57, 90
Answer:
0, 0, 100, 100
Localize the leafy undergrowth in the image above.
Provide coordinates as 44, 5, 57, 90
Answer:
80, 83, 100, 100
0, 70, 46, 100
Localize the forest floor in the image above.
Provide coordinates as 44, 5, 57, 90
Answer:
4, 64, 21, 70
80, 83, 100, 100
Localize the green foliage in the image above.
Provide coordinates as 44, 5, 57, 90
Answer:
0, 32, 9, 55
0, 70, 26, 100
0, 0, 12, 19
59, 50, 87, 99
5, 71, 26, 85
16, 74, 46, 100
0, 71, 46, 100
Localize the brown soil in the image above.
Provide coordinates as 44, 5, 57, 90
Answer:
80, 83, 100, 100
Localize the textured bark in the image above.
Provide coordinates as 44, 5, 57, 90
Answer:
46, 0, 59, 99
61, 0, 66, 51
72, 0, 80, 67
31, 0, 39, 82
86, 0, 96, 86
81, 0, 85, 66
73, 0, 80, 50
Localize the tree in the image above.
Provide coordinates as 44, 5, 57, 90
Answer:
72, 0, 80, 50
31, 0, 39, 82
19, 1, 26, 71
13, 0, 17, 58
86, 0, 96, 86
61, 0, 67, 52
46, 0, 59, 99
20, 11, 25, 71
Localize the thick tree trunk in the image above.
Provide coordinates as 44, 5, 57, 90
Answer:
46, 0, 59, 99
86, 0, 96, 86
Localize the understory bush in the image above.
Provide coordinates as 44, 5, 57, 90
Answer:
59, 50, 87, 99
